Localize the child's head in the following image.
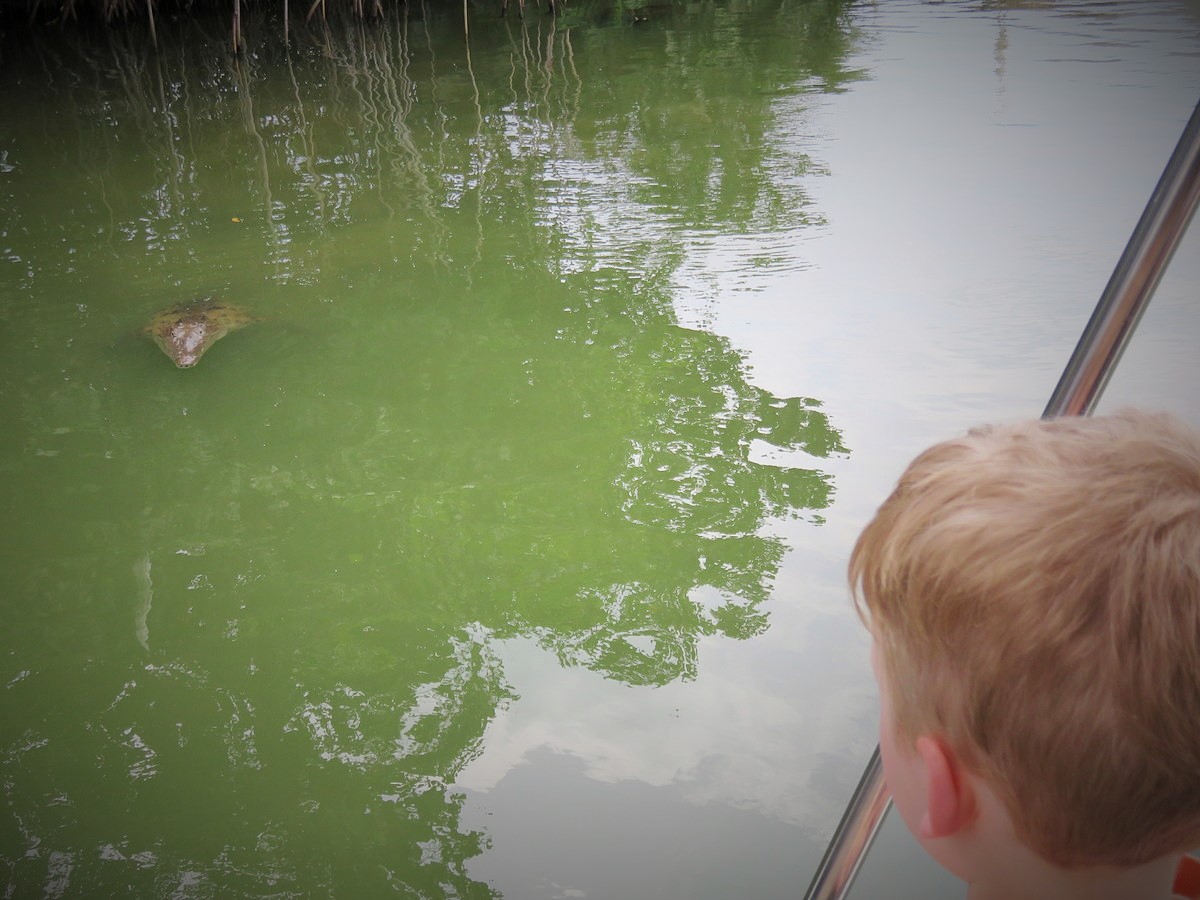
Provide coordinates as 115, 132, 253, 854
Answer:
850, 410, 1200, 870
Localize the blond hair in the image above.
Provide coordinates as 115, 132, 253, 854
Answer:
850, 409, 1200, 867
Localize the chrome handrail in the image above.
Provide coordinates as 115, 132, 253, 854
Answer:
803, 749, 888, 900
1044, 98, 1200, 418
803, 95, 1200, 900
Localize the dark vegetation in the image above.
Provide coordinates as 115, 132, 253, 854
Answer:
2, 0, 609, 50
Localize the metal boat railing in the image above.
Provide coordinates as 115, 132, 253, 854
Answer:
803, 95, 1200, 900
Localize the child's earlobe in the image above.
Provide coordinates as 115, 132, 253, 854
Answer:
915, 735, 978, 840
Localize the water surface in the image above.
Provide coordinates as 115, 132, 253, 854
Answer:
1, 0, 1198, 897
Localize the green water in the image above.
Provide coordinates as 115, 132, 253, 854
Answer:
0, 3, 854, 894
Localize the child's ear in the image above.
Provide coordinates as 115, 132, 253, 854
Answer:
914, 735, 978, 839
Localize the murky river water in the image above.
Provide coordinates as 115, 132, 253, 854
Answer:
1, 0, 1198, 897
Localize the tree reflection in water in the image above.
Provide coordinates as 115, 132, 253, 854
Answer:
0, 2, 857, 895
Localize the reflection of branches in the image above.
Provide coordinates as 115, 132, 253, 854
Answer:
564, 26, 580, 110
0, 5, 863, 895
6, 0, 704, 279
321, 11, 448, 250
394, 624, 514, 770
232, 53, 275, 225
539, 583, 705, 685
286, 50, 328, 222
537, 578, 771, 685
462, 1, 483, 129
254, 278, 845, 689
